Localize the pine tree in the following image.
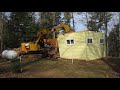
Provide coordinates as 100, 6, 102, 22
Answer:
108, 24, 119, 57
39, 12, 61, 38
39, 12, 61, 28
0, 12, 3, 52
85, 12, 112, 32
71, 12, 75, 31
6, 12, 37, 48
2, 12, 10, 50
61, 12, 71, 26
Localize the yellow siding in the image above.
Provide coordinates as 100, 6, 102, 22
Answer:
57, 30, 106, 61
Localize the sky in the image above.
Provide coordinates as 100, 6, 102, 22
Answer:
35, 12, 87, 32
71, 12, 119, 33
70, 13, 87, 32
6, 12, 87, 32
69, 12, 119, 32
6, 12, 119, 33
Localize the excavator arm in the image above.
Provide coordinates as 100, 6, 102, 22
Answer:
35, 22, 73, 44
52, 22, 73, 34
35, 33, 41, 46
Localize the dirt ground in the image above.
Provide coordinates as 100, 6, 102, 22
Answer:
0, 55, 120, 78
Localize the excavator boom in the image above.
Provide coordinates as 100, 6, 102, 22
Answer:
53, 22, 73, 34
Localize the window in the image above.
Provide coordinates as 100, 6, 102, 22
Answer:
67, 40, 70, 44
87, 38, 93, 44
66, 39, 75, 45
71, 40, 74, 44
100, 39, 104, 44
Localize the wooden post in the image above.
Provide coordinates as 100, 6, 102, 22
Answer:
72, 58, 73, 64
71, 45, 73, 64
19, 56, 23, 72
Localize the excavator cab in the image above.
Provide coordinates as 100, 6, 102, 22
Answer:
20, 28, 52, 54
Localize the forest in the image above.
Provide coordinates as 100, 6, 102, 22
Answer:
0, 12, 120, 57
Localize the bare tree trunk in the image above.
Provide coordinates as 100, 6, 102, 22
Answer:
0, 12, 3, 53
71, 12, 75, 31
104, 12, 108, 56
39, 12, 41, 23
85, 12, 89, 29
52, 12, 56, 38
118, 12, 120, 57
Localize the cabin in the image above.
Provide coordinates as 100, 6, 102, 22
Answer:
57, 30, 106, 61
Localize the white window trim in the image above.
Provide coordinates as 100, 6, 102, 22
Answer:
66, 38, 75, 45
99, 38, 105, 44
86, 37, 93, 44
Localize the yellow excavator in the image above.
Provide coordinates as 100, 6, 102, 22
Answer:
19, 22, 73, 54
6, 22, 73, 54
1, 22, 73, 60
20, 28, 51, 54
